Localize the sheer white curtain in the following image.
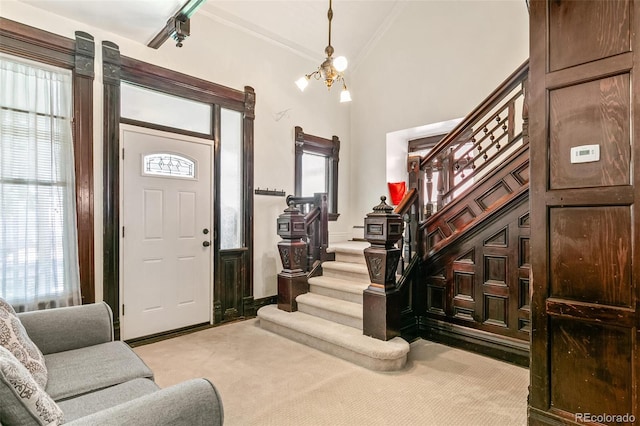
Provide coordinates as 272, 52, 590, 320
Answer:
0, 55, 81, 311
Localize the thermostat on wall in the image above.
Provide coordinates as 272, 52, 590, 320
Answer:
570, 144, 600, 164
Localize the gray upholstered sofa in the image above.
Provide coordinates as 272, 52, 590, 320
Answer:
1, 301, 223, 425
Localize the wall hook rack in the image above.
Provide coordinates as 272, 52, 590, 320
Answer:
255, 188, 286, 197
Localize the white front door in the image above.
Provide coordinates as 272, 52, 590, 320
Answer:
121, 126, 213, 340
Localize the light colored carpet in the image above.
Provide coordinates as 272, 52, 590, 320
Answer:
134, 319, 528, 425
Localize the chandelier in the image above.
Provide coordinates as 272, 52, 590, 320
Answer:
295, 0, 352, 103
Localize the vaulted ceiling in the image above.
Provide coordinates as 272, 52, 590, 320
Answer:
17, 0, 403, 67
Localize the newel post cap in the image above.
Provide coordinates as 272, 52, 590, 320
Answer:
364, 196, 404, 247
277, 201, 307, 239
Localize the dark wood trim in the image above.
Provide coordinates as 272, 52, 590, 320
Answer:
546, 298, 636, 328
544, 51, 633, 90
0, 19, 96, 305
419, 317, 530, 367
408, 133, 446, 153
294, 126, 340, 220
0, 18, 74, 68
126, 322, 212, 347
213, 104, 222, 323
120, 56, 244, 110
120, 117, 213, 141
102, 41, 121, 337
528, 0, 550, 410
528, 406, 582, 426
254, 295, 277, 312
243, 87, 256, 317
73, 31, 95, 304
103, 55, 255, 332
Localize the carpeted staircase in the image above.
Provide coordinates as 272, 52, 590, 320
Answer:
258, 241, 410, 371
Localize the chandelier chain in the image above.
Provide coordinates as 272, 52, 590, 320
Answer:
327, 0, 333, 49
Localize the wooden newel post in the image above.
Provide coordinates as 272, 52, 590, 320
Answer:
277, 202, 308, 312
363, 196, 404, 341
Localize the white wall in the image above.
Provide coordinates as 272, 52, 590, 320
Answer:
1, 0, 528, 303
350, 0, 529, 221
0, 1, 352, 301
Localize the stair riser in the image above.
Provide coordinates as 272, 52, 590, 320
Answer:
333, 252, 366, 264
309, 284, 364, 304
323, 268, 370, 284
259, 318, 408, 372
297, 302, 362, 330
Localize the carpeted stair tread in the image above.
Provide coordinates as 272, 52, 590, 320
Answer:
322, 261, 370, 280
326, 241, 369, 254
308, 276, 369, 294
296, 293, 363, 329
258, 305, 409, 371
326, 241, 368, 264
308, 276, 368, 305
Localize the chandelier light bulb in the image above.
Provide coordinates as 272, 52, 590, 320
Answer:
294, 0, 352, 103
295, 76, 310, 92
340, 87, 352, 103
333, 56, 348, 72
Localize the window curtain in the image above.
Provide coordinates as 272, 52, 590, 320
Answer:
0, 55, 81, 311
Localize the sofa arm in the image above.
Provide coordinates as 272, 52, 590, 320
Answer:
65, 378, 223, 426
17, 302, 114, 355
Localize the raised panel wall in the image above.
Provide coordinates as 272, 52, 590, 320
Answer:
529, 1, 639, 423
548, 0, 631, 72
420, 196, 530, 364
549, 74, 630, 189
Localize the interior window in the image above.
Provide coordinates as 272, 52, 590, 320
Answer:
294, 126, 340, 220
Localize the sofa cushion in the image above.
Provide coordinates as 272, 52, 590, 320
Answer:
0, 346, 64, 425
58, 377, 159, 422
0, 297, 48, 388
45, 341, 154, 401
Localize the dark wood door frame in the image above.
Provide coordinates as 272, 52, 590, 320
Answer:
102, 43, 255, 338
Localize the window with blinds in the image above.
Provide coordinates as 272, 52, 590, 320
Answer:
0, 54, 81, 311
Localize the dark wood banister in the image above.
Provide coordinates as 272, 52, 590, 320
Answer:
394, 188, 418, 215
285, 193, 331, 269
361, 60, 530, 341
393, 188, 420, 276
420, 60, 529, 169
275, 192, 333, 312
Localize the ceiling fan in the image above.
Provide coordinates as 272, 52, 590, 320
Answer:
147, 0, 206, 48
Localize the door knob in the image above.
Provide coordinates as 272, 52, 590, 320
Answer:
202, 241, 211, 247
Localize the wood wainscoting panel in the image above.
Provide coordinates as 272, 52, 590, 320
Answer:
426, 270, 446, 316
549, 0, 631, 72
216, 249, 248, 322
550, 318, 632, 416
446, 206, 477, 233
476, 181, 512, 211
550, 206, 632, 307
549, 74, 631, 190
420, 195, 530, 357
529, 1, 640, 423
